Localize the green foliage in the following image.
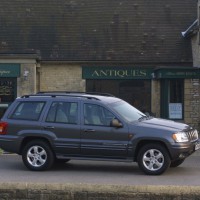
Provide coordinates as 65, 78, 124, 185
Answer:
0, 149, 3, 155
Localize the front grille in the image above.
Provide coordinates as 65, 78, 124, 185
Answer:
186, 129, 198, 142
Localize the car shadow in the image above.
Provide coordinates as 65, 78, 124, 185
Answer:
52, 160, 142, 174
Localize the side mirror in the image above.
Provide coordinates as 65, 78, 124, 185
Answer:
110, 119, 123, 128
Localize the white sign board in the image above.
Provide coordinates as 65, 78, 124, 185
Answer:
169, 103, 182, 119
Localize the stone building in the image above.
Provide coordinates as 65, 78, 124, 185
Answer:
181, 1, 200, 130
0, 0, 199, 130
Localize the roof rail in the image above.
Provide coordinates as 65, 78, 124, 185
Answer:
21, 93, 101, 100
37, 91, 115, 97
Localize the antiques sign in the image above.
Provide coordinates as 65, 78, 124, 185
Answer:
82, 67, 153, 79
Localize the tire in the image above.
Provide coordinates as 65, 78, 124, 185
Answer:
22, 140, 55, 171
137, 143, 171, 175
170, 159, 185, 168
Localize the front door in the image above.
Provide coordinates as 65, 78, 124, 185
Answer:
81, 103, 129, 159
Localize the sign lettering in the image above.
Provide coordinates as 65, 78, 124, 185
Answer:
83, 67, 152, 79
0, 64, 20, 77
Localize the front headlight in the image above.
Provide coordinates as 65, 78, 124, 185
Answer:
172, 132, 189, 142
194, 129, 199, 139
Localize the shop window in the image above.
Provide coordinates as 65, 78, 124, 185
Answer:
86, 79, 151, 114
169, 80, 183, 103
0, 78, 16, 102
119, 80, 151, 114
0, 78, 17, 118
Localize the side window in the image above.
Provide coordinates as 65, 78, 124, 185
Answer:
46, 102, 78, 124
84, 104, 115, 126
10, 102, 45, 121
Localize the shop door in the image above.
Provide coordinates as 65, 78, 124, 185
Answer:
160, 79, 184, 120
0, 78, 17, 118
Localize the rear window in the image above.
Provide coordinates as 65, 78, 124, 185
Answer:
10, 101, 45, 121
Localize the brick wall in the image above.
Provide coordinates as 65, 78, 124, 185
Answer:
38, 64, 85, 92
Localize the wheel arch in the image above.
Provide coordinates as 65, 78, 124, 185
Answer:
19, 136, 54, 155
133, 140, 172, 162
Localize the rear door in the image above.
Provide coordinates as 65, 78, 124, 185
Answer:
42, 99, 81, 156
81, 102, 129, 159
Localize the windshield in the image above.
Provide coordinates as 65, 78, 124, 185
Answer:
111, 100, 146, 122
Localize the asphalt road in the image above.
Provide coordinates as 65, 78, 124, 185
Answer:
0, 152, 200, 186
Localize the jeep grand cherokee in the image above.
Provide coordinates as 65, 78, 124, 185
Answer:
0, 92, 199, 175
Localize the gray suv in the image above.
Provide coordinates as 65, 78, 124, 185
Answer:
0, 92, 199, 175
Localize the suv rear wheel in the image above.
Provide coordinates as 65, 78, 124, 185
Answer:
22, 140, 55, 171
137, 143, 171, 175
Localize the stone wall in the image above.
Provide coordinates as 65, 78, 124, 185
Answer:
0, 183, 200, 200
151, 80, 160, 117
191, 35, 199, 68
188, 5, 200, 131
184, 79, 200, 130
38, 64, 85, 92
18, 63, 37, 96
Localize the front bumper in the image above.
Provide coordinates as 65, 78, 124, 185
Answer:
169, 139, 200, 160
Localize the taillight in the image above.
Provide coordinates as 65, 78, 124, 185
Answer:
0, 122, 8, 135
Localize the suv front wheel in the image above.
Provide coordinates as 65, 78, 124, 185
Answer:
137, 143, 171, 175
22, 140, 55, 171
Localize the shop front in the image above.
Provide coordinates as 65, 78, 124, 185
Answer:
154, 67, 200, 129
0, 55, 39, 118
0, 64, 20, 117
82, 66, 154, 114
82, 66, 200, 129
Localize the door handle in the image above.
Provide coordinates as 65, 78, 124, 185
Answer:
84, 129, 95, 133
44, 126, 55, 129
